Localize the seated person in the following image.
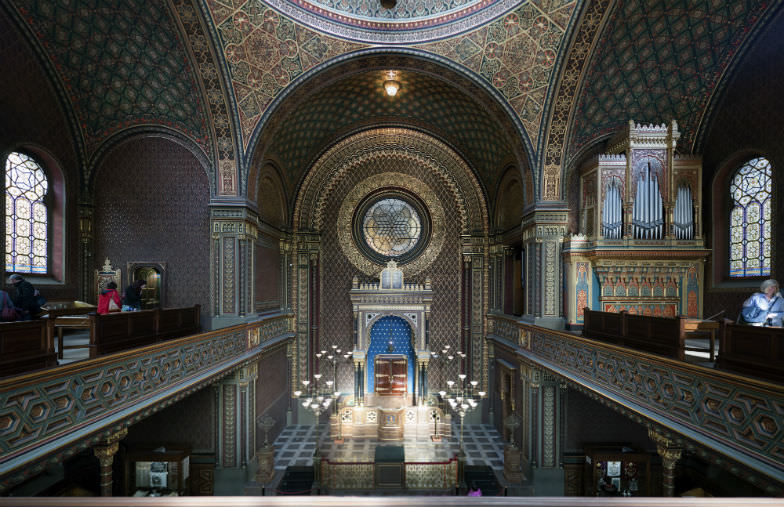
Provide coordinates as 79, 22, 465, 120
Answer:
7, 274, 40, 320
740, 279, 783, 327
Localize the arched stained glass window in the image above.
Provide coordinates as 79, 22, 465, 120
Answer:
5, 152, 48, 274
729, 157, 772, 277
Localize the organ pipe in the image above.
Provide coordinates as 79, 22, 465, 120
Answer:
632, 163, 663, 239
673, 184, 694, 239
601, 181, 622, 239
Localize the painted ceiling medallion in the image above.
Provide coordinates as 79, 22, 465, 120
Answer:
262, 0, 526, 44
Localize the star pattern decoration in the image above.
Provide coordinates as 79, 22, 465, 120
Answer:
205, 0, 577, 155
10, 0, 210, 156
363, 198, 422, 257
568, 0, 772, 158
366, 316, 417, 393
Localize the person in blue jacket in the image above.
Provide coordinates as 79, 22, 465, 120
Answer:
740, 279, 783, 327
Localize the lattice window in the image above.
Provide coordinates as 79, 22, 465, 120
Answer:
729, 157, 772, 277
5, 152, 48, 274
362, 197, 421, 257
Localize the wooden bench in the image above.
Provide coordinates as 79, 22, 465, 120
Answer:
0, 320, 56, 377
583, 309, 688, 360
717, 321, 784, 383
89, 305, 201, 358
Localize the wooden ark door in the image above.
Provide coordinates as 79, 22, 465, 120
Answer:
374, 354, 407, 395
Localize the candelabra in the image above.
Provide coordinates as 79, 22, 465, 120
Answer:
439, 373, 485, 451
294, 373, 335, 418
320, 344, 352, 442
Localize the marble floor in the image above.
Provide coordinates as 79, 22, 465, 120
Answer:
272, 422, 505, 472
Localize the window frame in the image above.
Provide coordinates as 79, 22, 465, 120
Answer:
711, 152, 775, 288
3, 147, 65, 284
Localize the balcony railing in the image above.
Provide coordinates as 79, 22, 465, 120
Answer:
0, 312, 294, 485
487, 314, 784, 487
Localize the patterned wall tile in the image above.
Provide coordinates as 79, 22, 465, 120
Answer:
8, 0, 210, 157
0, 7, 81, 300
92, 136, 211, 313
569, 0, 772, 160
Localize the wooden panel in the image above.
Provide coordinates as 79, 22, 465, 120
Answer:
718, 322, 784, 382
0, 320, 55, 377
374, 354, 407, 395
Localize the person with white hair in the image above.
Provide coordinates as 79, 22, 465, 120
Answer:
740, 279, 783, 327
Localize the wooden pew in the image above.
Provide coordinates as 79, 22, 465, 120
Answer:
0, 320, 56, 377
89, 309, 158, 358
156, 304, 200, 340
717, 321, 784, 383
583, 309, 688, 361
88, 305, 202, 358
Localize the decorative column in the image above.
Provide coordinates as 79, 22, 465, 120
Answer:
649, 429, 683, 497
462, 236, 488, 391
489, 242, 504, 313
217, 366, 258, 468
521, 207, 568, 329
291, 233, 320, 397
78, 203, 94, 303
93, 427, 127, 496
210, 203, 259, 322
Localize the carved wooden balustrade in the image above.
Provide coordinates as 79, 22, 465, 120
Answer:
487, 314, 784, 493
0, 312, 294, 491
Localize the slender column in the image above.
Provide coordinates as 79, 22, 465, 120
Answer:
93, 428, 127, 496
78, 203, 94, 303
649, 429, 682, 497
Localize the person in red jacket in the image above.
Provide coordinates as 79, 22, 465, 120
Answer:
97, 281, 121, 314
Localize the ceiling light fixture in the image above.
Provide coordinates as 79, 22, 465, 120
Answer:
383, 79, 400, 96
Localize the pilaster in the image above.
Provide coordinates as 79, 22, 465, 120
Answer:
217, 366, 259, 469
78, 202, 94, 302
209, 203, 259, 324
291, 233, 321, 390
462, 235, 488, 390
521, 206, 569, 329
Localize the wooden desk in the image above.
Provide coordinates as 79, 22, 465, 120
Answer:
41, 303, 97, 360
683, 319, 719, 361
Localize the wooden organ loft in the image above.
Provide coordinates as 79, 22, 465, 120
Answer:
564, 120, 710, 329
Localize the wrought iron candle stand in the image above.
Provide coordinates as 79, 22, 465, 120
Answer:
439, 373, 485, 491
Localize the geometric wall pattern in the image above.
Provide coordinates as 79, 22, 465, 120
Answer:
8, 0, 210, 157
569, 0, 773, 159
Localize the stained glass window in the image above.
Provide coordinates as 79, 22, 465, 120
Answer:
729, 157, 772, 277
362, 198, 421, 257
5, 152, 48, 274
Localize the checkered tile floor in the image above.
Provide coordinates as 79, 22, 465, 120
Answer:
273, 423, 505, 471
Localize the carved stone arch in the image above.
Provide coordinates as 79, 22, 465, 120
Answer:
256, 161, 288, 230
294, 127, 488, 236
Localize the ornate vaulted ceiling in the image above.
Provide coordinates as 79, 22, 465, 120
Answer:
3, 0, 780, 204
567, 0, 774, 164
252, 54, 528, 202
7, 0, 210, 156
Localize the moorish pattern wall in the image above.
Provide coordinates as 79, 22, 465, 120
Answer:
93, 136, 211, 311
291, 128, 489, 392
